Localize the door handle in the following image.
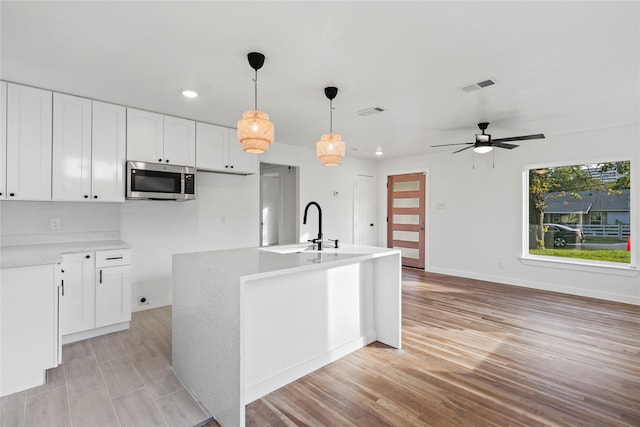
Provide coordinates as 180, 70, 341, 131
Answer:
99, 270, 102, 284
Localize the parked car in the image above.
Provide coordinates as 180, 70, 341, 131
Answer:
544, 223, 585, 247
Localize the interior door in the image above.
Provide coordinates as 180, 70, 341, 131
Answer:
387, 172, 426, 268
354, 173, 376, 246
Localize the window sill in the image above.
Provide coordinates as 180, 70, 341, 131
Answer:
520, 255, 638, 277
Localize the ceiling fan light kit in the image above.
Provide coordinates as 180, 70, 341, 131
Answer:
432, 122, 545, 155
237, 52, 274, 154
316, 86, 346, 167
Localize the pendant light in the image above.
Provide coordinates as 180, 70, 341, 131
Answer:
237, 52, 274, 153
316, 86, 345, 166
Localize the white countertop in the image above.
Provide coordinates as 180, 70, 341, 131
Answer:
174, 243, 400, 281
1, 240, 131, 268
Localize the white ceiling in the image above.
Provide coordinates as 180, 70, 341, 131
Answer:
1, 1, 638, 160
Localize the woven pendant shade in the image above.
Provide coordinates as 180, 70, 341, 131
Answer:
237, 110, 274, 153
316, 133, 345, 166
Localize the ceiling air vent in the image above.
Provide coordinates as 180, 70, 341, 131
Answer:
461, 78, 497, 92
357, 107, 385, 117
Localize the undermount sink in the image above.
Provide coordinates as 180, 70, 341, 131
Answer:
259, 244, 318, 254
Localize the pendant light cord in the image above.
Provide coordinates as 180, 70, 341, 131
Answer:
329, 99, 333, 133
254, 69, 258, 111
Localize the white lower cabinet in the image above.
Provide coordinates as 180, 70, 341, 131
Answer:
59, 248, 131, 343
96, 265, 131, 328
59, 253, 96, 335
1, 264, 58, 397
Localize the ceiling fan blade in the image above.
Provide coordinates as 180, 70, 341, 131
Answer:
492, 133, 545, 143
452, 145, 474, 154
493, 142, 519, 149
431, 142, 474, 148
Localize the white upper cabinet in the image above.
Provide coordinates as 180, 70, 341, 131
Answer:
52, 93, 92, 201
126, 108, 163, 164
52, 96, 126, 202
164, 115, 195, 167
196, 122, 257, 175
91, 101, 126, 202
127, 108, 195, 167
1, 81, 7, 199
6, 83, 52, 201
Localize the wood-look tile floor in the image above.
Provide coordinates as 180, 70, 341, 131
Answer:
0, 306, 214, 427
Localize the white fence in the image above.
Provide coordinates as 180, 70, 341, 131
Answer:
581, 224, 630, 238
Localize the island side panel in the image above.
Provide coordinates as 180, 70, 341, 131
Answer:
243, 261, 377, 403
374, 252, 402, 348
172, 255, 243, 426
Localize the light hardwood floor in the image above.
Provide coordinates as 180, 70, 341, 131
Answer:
245, 269, 640, 426
3, 270, 639, 426
0, 306, 213, 427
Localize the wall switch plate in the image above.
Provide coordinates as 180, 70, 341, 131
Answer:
50, 218, 61, 230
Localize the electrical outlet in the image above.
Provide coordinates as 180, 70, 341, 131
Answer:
50, 218, 61, 230
139, 297, 149, 305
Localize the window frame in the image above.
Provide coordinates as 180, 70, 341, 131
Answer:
521, 159, 637, 276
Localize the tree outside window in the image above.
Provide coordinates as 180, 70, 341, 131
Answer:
528, 161, 631, 264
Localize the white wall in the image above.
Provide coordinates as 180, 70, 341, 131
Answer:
376, 124, 640, 305
0, 201, 120, 245
120, 142, 377, 309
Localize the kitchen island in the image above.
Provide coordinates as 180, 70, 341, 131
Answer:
172, 244, 401, 426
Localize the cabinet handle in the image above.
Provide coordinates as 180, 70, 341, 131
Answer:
106, 256, 123, 260
99, 270, 102, 284
165, 159, 170, 163
61, 279, 64, 296
85, 255, 90, 259
230, 165, 234, 169
9, 193, 15, 197
84, 195, 89, 199
225, 165, 229, 168
159, 158, 162, 162
93, 195, 98, 199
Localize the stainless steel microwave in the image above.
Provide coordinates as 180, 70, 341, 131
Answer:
126, 161, 196, 201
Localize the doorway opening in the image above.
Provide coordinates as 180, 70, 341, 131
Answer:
387, 172, 426, 268
260, 163, 299, 247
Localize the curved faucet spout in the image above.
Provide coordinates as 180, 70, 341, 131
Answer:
303, 201, 323, 250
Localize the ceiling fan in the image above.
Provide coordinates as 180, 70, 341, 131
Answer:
432, 122, 545, 154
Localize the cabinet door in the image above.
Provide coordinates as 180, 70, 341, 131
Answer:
227, 131, 258, 174
164, 115, 195, 167
92, 101, 126, 202
6, 83, 52, 200
59, 253, 96, 336
1, 265, 56, 396
126, 108, 163, 163
196, 122, 228, 171
52, 93, 92, 201
0, 81, 6, 199
95, 265, 131, 328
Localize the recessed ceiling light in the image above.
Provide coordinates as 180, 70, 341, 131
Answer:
181, 89, 198, 98
375, 150, 383, 156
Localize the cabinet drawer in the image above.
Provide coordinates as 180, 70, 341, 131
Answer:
95, 249, 131, 268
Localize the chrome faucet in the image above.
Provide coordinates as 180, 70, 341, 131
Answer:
303, 201, 323, 250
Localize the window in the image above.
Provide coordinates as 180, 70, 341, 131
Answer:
527, 161, 631, 265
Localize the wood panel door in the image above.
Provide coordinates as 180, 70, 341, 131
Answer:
387, 172, 426, 268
